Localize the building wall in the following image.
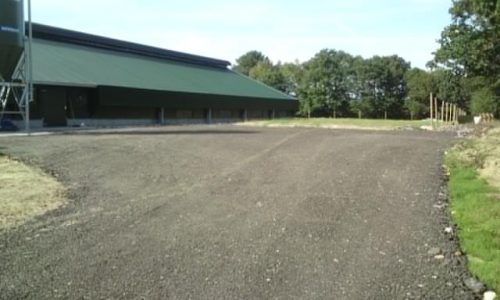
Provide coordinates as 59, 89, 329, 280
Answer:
28, 85, 297, 127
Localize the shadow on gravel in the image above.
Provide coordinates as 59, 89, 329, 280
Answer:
67, 130, 260, 136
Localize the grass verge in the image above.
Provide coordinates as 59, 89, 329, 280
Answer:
445, 125, 500, 292
0, 155, 66, 230
239, 118, 430, 130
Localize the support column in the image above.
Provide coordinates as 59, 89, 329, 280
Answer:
271, 109, 276, 119
160, 107, 165, 125
243, 109, 248, 122
27, 0, 33, 134
207, 108, 212, 124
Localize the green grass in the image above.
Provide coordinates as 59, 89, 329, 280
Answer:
445, 129, 500, 292
244, 118, 430, 130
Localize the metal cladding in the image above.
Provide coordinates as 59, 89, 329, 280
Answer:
0, 0, 24, 80
31, 23, 231, 70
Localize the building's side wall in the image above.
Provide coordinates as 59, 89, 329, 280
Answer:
24, 85, 297, 128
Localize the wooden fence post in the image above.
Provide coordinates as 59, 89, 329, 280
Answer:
451, 104, 455, 125
441, 101, 444, 124
444, 102, 449, 125
450, 103, 454, 125
430, 93, 434, 129
434, 97, 438, 128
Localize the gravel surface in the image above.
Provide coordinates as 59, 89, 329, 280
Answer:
0, 125, 477, 299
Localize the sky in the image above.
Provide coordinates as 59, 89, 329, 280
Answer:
29, 0, 452, 69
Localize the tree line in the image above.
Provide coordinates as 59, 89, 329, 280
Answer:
233, 0, 499, 119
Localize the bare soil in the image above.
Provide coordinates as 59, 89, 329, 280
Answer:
0, 125, 475, 299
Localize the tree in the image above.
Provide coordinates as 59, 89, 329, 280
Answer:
279, 61, 305, 96
248, 60, 286, 92
298, 84, 323, 118
406, 68, 436, 103
432, 0, 500, 116
350, 98, 374, 119
357, 55, 411, 119
404, 99, 427, 120
433, 69, 469, 107
470, 87, 498, 114
433, 0, 500, 78
233, 51, 268, 76
299, 49, 354, 118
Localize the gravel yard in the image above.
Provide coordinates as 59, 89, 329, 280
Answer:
0, 125, 475, 299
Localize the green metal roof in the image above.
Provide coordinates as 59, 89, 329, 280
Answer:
31, 38, 294, 101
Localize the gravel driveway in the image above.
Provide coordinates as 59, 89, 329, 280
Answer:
0, 125, 475, 299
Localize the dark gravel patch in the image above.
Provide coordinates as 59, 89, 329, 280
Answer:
0, 125, 476, 299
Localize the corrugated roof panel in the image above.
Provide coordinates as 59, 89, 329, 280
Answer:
30, 23, 231, 69
31, 39, 294, 101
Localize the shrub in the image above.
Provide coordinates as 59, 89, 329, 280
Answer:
470, 88, 498, 116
